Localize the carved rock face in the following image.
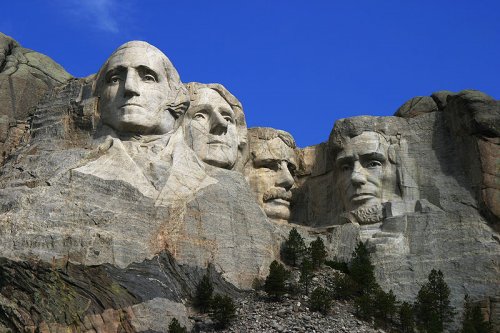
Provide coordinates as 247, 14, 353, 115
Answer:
335, 131, 398, 212
184, 88, 239, 169
245, 132, 298, 222
96, 42, 175, 135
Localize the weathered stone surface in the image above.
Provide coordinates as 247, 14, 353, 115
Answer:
244, 127, 299, 224
0, 37, 498, 331
0, 33, 72, 165
394, 95, 439, 118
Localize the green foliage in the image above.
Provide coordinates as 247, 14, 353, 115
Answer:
414, 269, 455, 333
373, 288, 398, 327
331, 272, 358, 300
299, 257, 313, 295
310, 287, 332, 314
210, 294, 237, 329
461, 294, 492, 333
324, 259, 349, 274
282, 227, 306, 267
355, 293, 375, 320
350, 241, 376, 295
194, 273, 213, 313
264, 260, 289, 300
168, 318, 187, 333
399, 301, 415, 333
309, 237, 327, 269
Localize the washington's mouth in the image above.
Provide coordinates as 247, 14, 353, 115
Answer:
208, 140, 229, 146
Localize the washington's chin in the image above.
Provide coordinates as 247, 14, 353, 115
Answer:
263, 199, 291, 221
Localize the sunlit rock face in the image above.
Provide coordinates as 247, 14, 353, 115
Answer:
0, 32, 72, 165
0, 39, 277, 332
0, 35, 499, 332
244, 127, 299, 223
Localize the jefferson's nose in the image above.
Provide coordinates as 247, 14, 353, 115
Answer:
350, 161, 367, 185
275, 161, 294, 190
124, 71, 140, 97
209, 111, 228, 135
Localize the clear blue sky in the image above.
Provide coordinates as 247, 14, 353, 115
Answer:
2, 1, 499, 147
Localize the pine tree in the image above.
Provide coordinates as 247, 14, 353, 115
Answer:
264, 260, 288, 300
461, 294, 492, 333
168, 318, 187, 333
299, 257, 313, 295
349, 241, 376, 295
399, 301, 415, 333
414, 269, 455, 333
373, 288, 398, 327
282, 227, 306, 267
210, 294, 237, 329
309, 237, 327, 269
310, 287, 332, 314
194, 273, 214, 313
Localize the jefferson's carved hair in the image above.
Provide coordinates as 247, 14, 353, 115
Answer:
93, 41, 189, 118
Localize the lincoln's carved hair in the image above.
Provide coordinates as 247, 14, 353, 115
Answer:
93, 41, 189, 118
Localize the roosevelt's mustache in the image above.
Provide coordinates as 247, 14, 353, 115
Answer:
263, 188, 292, 202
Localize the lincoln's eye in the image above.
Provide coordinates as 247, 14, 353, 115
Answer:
367, 160, 382, 168
341, 164, 352, 172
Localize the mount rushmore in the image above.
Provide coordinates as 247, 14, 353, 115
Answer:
0, 33, 498, 332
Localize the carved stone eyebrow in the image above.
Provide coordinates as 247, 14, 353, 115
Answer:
104, 65, 127, 81
335, 154, 355, 166
359, 151, 387, 161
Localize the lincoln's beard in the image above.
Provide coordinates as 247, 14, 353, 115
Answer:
347, 203, 384, 224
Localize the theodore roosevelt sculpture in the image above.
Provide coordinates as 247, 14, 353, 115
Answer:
244, 127, 298, 223
184, 83, 247, 170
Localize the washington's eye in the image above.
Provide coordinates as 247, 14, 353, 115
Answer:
223, 116, 233, 122
366, 160, 382, 168
144, 74, 156, 82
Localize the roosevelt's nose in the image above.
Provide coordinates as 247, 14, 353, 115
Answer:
275, 161, 294, 190
350, 161, 367, 186
209, 111, 228, 135
124, 71, 140, 97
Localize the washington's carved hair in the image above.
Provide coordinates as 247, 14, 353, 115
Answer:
93, 41, 189, 118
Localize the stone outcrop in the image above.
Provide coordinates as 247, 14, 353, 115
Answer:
0, 33, 72, 165
0, 37, 498, 332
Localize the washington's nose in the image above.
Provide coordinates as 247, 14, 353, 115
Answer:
275, 161, 294, 190
124, 71, 140, 97
209, 111, 228, 135
350, 161, 367, 185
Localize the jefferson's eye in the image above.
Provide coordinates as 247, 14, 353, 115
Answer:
366, 160, 382, 168
193, 112, 206, 120
144, 74, 156, 82
223, 116, 233, 122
